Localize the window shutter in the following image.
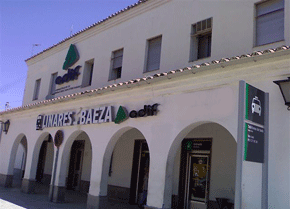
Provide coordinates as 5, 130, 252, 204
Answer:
113, 49, 123, 69
50, 73, 58, 94
146, 36, 162, 72
34, 79, 41, 100
256, 0, 284, 46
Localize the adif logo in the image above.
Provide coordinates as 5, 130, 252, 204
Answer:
63, 44, 79, 70
114, 104, 158, 124
114, 106, 128, 124
55, 44, 81, 85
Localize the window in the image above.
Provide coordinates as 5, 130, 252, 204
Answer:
33, 79, 41, 100
82, 59, 94, 87
190, 18, 212, 61
49, 72, 58, 95
145, 36, 162, 72
255, 0, 284, 46
109, 49, 123, 80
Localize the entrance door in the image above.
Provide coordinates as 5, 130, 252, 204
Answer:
130, 140, 150, 206
67, 140, 85, 191
186, 154, 210, 209
178, 139, 212, 209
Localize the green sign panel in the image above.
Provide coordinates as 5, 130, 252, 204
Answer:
184, 139, 211, 151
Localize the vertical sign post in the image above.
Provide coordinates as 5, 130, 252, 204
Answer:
235, 81, 269, 209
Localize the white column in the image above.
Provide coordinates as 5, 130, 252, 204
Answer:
145, 124, 174, 209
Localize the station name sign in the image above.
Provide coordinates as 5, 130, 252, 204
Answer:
36, 103, 159, 130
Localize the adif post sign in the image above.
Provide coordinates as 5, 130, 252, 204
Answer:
236, 81, 269, 209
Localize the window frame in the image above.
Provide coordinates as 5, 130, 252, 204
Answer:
109, 48, 123, 81
254, 0, 285, 47
189, 17, 213, 62
33, 79, 41, 101
49, 72, 58, 95
82, 59, 94, 87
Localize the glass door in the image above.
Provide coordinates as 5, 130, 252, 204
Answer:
186, 154, 210, 209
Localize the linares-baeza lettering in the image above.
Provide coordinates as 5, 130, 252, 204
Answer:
41, 106, 113, 129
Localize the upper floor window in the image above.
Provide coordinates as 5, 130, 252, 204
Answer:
255, 0, 284, 46
33, 79, 41, 100
109, 49, 123, 80
82, 59, 94, 87
145, 36, 162, 72
50, 72, 58, 95
190, 18, 212, 61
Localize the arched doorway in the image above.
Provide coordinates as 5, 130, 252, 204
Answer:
35, 134, 54, 185
11, 135, 27, 188
66, 131, 92, 193
105, 128, 150, 207
50, 130, 92, 203
169, 122, 236, 209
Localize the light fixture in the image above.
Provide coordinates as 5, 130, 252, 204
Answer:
274, 77, 290, 110
0, 120, 10, 134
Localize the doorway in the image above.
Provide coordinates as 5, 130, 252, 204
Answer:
179, 139, 212, 209
186, 154, 210, 209
67, 140, 85, 191
130, 140, 150, 206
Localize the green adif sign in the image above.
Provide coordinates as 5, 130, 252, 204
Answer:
63, 44, 80, 70
55, 44, 81, 85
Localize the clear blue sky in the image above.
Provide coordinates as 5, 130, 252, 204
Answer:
0, 0, 138, 111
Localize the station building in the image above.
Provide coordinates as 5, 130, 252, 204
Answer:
0, 0, 290, 208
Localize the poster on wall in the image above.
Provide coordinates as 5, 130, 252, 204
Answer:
244, 123, 264, 163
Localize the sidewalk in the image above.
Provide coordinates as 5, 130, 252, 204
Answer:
0, 184, 141, 209
0, 185, 87, 209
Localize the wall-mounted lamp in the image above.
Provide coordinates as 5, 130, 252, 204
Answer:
0, 120, 10, 134
274, 77, 290, 110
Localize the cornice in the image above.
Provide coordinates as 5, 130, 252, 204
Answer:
2, 45, 289, 116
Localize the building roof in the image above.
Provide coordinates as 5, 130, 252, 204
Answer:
25, 0, 149, 62
1, 45, 289, 115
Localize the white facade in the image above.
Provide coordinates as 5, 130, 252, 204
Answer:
1, 0, 290, 209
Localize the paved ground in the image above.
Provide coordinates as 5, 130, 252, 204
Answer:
0, 184, 140, 209
0, 185, 87, 209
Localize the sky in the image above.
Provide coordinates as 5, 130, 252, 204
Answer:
0, 0, 139, 111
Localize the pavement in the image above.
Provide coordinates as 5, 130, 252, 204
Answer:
0, 183, 140, 209
0, 184, 87, 209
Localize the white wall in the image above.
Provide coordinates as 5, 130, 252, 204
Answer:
1, 47, 289, 208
